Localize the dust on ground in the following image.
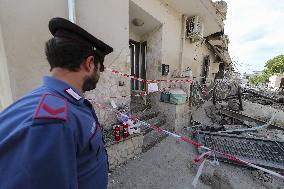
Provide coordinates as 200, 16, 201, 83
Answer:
108, 136, 283, 189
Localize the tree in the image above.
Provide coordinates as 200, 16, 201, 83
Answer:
249, 54, 284, 86
264, 54, 284, 74
249, 73, 269, 86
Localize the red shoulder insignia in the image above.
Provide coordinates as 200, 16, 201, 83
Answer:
34, 93, 68, 121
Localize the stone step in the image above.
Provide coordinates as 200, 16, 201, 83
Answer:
130, 103, 151, 113
130, 95, 151, 105
131, 96, 149, 102
140, 114, 170, 153
142, 123, 170, 153
142, 116, 167, 134
133, 110, 160, 121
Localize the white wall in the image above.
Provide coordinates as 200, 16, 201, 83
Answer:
269, 74, 284, 89
0, 0, 68, 101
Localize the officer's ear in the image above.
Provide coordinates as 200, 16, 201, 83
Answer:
83, 56, 94, 72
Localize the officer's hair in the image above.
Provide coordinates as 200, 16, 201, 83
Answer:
45, 37, 99, 71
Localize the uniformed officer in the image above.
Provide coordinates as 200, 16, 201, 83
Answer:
0, 17, 113, 189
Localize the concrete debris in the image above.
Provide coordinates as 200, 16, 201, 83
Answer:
244, 88, 284, 110
191, 80, 284, 188
219, 114, 276, 133
247, 129, 284, 141
228, 99, 241, 111
192, 82, 284, 135
107, 81, 284, 189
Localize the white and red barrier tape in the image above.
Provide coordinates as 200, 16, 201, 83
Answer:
106, 68, 193, 84
90, 100, 284, 184
192, 150, 219, 187
108, 92, 147, 99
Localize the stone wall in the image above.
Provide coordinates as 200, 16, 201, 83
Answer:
174, 103, 191, 131
106, 134, 144, 170
150, 94, 190, 131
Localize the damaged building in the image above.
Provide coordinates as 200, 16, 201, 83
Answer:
1, 1, 284, 187
0, 0, 232, 170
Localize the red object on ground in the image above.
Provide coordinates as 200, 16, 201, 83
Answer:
123, 123, 129, 138
114, 125, 121, 141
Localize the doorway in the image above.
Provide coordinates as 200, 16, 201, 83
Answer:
201, 55, 210, 84
129, 39, 147, 91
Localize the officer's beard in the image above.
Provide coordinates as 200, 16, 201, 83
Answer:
82, 69, 100, 92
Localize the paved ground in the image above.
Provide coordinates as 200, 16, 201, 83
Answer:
108, 136, 284, 189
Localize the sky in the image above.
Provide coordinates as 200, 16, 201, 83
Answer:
216, 0, 284, 74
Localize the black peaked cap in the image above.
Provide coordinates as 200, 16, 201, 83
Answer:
48, 17, 113, 63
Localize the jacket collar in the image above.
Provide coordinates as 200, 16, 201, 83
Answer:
43, 76, 85, 105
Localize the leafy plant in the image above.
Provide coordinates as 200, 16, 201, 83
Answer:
249, 54, 284, 86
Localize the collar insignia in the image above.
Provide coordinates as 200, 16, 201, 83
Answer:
65, 88, 82, 101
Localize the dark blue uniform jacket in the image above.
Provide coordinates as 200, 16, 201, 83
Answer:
0, 76, 108, 189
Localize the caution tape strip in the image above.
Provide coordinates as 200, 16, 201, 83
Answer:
106, 68, 193, 84
90, 100, 284, 180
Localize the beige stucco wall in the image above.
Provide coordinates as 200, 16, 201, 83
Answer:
0, 23, 13, 111
0, 0, 68, 103
0, 0, 130, 127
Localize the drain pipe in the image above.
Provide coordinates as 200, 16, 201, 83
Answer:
68, 0, 76, 23
179, 15, 187, 77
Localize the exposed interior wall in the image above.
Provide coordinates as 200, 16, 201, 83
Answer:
0, 0, 68, 101
209, 61, 221, 80
183, 39, 220, 82
0, 23, 13, 111
77, 0, 130, 128
183, 40, 204, 78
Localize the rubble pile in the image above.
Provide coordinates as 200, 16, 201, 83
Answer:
192, 80, 284, 136
243, 88, 284, 110
191, 80, 284, 187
